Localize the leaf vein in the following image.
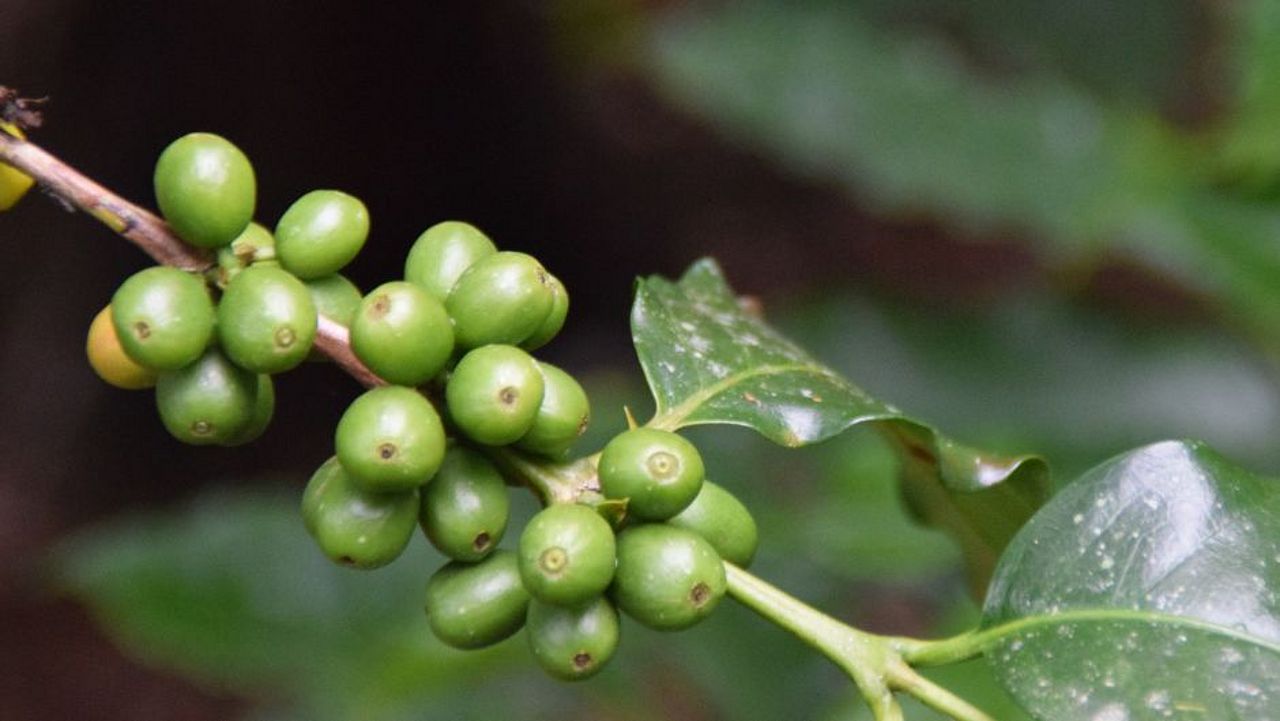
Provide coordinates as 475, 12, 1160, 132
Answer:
648, 362, 855, 430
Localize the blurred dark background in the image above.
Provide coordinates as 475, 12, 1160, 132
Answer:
4, 1, 1280, 719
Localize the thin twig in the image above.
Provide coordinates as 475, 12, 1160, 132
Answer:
0, 129, 383, 387
886, 661, 997, 721
0, 130, 210, 269
314, 314, 384, 387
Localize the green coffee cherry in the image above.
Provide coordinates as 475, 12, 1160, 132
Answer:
425, 550, 530, 649
420, 446, 510, 562
446, 251, 554, 348
302, 456, 419, 569
598, 428, 705, 521
520, 274, 568, 351
218, 374, 275, 447
445, 345, 544, 445
304, 273, 362, 326
153, 133, 255, 249
350, 281, 454, 386
154, 347, 257, 445
215, 222, 275, 287
612, 524, 726, 631
515, 362, 589, 458
111, 266, 215, 371
335, 386, 446, 493
527, 597, 620, 681
274, 190, 369, 279
667, 481, 758, 567
404, 221, 497, 301
217, 264, 317, 374
518, 504, 616, 607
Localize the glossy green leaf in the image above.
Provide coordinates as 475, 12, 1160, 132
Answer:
979, 440, 1280, 719
633, 258, 1049, 591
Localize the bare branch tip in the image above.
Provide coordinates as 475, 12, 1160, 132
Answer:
0, 86, 47, 131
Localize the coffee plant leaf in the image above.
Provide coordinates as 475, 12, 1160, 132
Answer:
633, 258, 1049, 592
982, 440, 1280, 719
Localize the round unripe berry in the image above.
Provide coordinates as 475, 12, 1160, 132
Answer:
302, 456, 418, 569
153, 133, 256, 249
598, 428, 705, 521
527, 597, 620, 681
274, 190, 369, 279
515, 362, 590, 458
86, 305, 157, 389
350, 282, 454, 386
304, 274, 362, 326
667, 481, 758, 567
425, 550, 530, 649
219, 374, 275, 447
404, 221, 497, 302
154, 347, 257, 445
420, 446, 510, 562
612, 524, 726, 631
446, 251, 555, 348
111, 266, 215, 371
335, 386, 446, 493
217, 264, 317, 374
518, 504, 616, 607
520, 274, 568, 352
445, 345, 544, 445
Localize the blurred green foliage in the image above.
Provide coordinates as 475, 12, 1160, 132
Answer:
1217, 0, 1280, 188
788, 292, 1280, 478
646, 0, 1280, 360
648, 0, 1191, 255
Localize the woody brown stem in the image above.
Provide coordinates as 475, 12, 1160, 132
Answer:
0, 128, 383, 387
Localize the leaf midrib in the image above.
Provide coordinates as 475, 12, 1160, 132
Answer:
973, 607, 1280, 656
646, 361, 858, 430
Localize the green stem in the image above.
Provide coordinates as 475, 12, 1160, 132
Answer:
724, 563, 902, 720
886, 661, 997, 721
893, 630, 985, 667
484, 447, 601, 505
898, 605, 1280, 668
724, 564, 1002, 720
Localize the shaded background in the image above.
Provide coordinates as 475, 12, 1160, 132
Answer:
3, 1, 1280, 719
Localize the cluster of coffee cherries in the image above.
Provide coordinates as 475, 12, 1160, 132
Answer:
419, 429, 759, 680
85, 132, 761, 683
85, 131, 367, 446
